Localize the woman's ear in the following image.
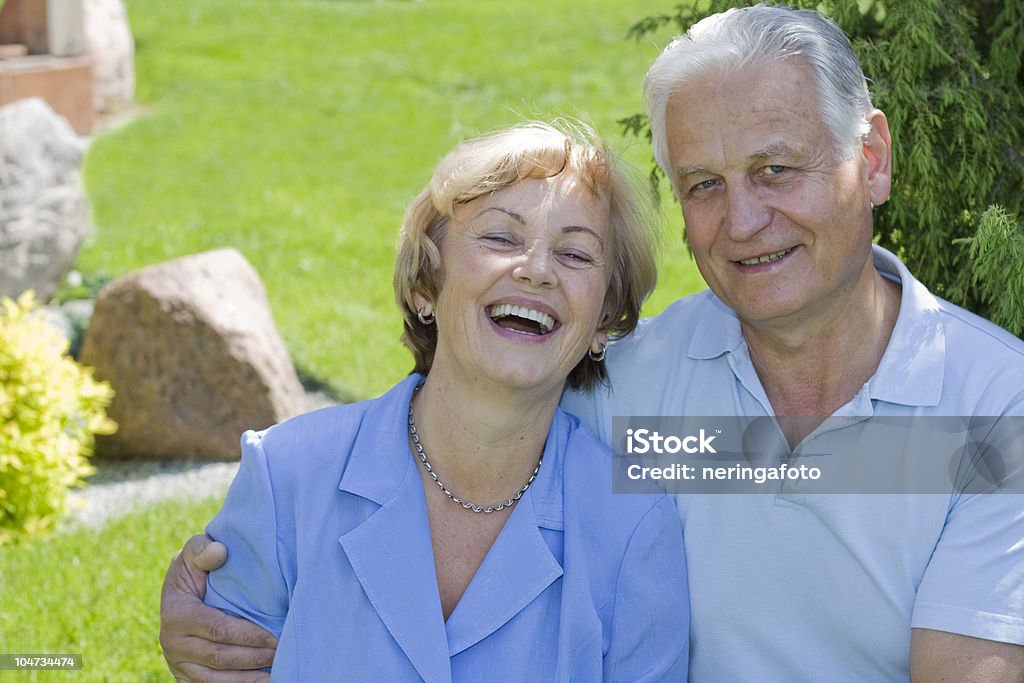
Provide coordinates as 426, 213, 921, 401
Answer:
590, 332, 609, 359
412, 293, 434, 325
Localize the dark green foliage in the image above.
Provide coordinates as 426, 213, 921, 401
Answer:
623, 0, 1024, 336
956, 206, 1024, 334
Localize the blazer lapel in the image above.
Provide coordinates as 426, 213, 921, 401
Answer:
443, 492, 563, 656
337, 375, 452, 683
444, 414, 567, 656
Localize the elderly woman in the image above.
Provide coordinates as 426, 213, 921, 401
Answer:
176, 122, 688, 681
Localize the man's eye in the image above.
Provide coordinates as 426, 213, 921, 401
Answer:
690, 179, 718, 193
763, 165, 787, 175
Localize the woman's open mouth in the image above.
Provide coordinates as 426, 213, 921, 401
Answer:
488, 303, 557, 336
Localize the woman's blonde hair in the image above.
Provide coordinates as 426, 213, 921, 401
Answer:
394, 120, 660, 390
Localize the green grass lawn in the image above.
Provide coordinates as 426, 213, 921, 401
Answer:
81, 0, 705, 401
0, 497, 223, 680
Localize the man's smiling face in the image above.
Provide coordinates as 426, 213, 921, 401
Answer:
665, 57, 880, 331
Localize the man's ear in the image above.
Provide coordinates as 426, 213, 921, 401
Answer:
863, 109, 893, 207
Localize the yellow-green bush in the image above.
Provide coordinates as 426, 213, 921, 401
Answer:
0, 292, 116, 544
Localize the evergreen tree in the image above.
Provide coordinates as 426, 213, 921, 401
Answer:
622, 0, 1024, 336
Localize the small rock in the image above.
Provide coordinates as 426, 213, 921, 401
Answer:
80, 248, 307, 459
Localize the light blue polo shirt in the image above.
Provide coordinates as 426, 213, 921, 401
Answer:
563, 245, 1024, 682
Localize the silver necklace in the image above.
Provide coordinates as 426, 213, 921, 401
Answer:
408, 383, 542, 514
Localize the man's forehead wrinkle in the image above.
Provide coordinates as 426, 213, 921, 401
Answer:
673, 138, 727, 183
752, 140, 804, 160
678, 163, 708, 178
673, 134, 790, 180
667, 78, 824, 181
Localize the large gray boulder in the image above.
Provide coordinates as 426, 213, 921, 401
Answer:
0, 97, 90, 302
80, 248, 307, 459
84, 0, 135, 113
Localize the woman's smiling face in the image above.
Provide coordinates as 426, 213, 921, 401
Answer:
420, 173, 613, 395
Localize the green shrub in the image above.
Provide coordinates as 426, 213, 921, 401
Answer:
0, 292, 116, 545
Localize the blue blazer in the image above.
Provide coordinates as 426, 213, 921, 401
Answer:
206, 374, 688, 681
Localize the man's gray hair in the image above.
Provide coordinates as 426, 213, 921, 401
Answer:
644, 3, 874, 180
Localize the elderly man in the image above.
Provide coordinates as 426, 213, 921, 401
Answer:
160, 4, 1024, 681
562, 5, 1024, 681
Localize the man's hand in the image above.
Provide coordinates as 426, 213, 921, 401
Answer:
160, 534, 278, 682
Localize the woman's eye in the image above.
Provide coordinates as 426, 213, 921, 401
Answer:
482, 233, 515, 246
557, 250, 594, 266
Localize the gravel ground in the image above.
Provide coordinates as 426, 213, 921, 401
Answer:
65, 391, 337, 529
66, 459, 240, 529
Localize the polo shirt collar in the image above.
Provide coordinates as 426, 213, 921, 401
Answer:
686, 291, 744, 360
682, 245, 945, 407
867, 245, 945, 406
